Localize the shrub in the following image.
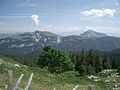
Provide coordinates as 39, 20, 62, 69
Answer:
38, 46, 74, 73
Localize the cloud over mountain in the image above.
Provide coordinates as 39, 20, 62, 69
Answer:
81, 9, 116, 18
31, 14, 40, 25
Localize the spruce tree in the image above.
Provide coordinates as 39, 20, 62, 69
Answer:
78, 64, 86, 76
38, 46, 74, 73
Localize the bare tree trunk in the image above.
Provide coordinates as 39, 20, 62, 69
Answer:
13, 74, 24, 90
24, 73, 33, 90
72, 85, 78, 90
6, 70, 33, 90
7, 70, 13, 90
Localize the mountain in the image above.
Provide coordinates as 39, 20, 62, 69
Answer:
0, 30, 120, 63
0, 31, 63, 64
0, 33, 19, 39
59, 36, 120, 52
0, 33, 12, 39
80, 30, 107, 38
0, 31, 62, 55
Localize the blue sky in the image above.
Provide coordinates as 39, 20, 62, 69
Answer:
0, 0, 120, 36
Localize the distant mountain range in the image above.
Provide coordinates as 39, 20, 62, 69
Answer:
0, 30, 120, 58
80, 30, 107, 38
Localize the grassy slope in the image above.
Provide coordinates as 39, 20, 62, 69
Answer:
0, 55, 107, 90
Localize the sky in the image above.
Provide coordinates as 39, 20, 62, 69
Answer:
0, 0, 120, 36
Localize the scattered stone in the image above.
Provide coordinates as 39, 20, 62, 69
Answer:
88, 75, 100, 81
14, 64, 20, 68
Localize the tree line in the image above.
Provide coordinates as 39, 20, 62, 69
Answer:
37, 46, 120, 75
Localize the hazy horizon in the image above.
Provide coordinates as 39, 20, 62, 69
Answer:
0, 0, 120, 36
0, 29, 120, 38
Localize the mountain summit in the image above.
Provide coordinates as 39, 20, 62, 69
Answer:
80, 30, 107, 38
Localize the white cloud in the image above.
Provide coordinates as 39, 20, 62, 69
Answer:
115, 2, 119, 6
31, 14, 40, 25
81, 9, 116, 18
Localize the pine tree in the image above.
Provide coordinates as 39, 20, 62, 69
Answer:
38, 46, 75, 73
95, 53, 103, 73
86, 49, 96, 74
103, 56, 111, 69
117, 66, 120, 75
78, 64, 86, 76
87, 64, 95, 75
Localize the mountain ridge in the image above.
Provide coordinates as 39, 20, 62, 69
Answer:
80, 30, 107, 38
0, 30, 120, 61
0, 30, 111, 39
